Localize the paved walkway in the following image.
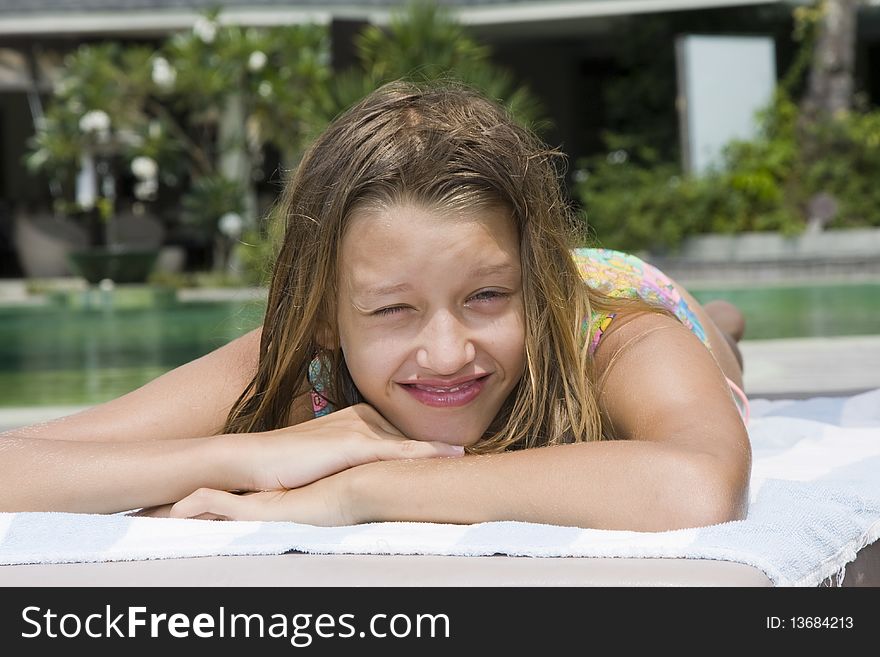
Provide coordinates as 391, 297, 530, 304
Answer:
740, 334, 880, 397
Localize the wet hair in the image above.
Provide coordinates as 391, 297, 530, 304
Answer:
223, 79, 632, 452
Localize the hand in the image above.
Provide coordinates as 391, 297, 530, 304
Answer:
239, 403, 462, 492
127, 505, 173, 518
166, 471, 355, 525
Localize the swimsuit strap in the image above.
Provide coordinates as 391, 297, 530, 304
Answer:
573, 248, 710, 355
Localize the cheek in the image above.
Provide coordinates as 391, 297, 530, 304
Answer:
483, 314, 527, 374
504, 302, 527, 357
506, 331, 528, 377
340, 333, 403, 390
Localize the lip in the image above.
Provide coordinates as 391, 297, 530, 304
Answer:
398, 374, 490, 408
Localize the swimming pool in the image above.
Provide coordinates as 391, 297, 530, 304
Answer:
689, 282, 880, 341
0, 295, 264, 407
1, 282, 878, 407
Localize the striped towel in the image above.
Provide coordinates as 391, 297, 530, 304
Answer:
2, 389, 879, 587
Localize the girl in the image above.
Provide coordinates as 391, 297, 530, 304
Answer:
0, 80, 751, 531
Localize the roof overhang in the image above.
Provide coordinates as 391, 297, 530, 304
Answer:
0, 1, 795, 38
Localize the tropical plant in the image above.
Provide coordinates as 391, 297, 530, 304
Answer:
26, 13, 331, 271
235, 0, 549, 281
573, 86, 880, 253
318, 1, 547, 131
25, 43, 182, 246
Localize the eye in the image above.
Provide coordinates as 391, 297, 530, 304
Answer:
468, 290, 509, 304
372, 305, 408, 317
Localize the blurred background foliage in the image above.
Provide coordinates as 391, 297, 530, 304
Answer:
574, 0, 880, 253
25, 0, 880, 277
26, 13, 332, 275
27, 1, 546, 283
244, 0, 549, 284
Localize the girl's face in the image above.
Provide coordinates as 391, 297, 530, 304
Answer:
336, 201, 526, 446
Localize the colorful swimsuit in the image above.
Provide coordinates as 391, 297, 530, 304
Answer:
575, 248, 749, 424
309, 248, 749, 424
574, 248, 709, 355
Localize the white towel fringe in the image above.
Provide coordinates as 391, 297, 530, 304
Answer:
813, 520, 880, 587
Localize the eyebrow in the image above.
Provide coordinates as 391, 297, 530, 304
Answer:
359, 282, 413, 299
356, 263, 519, 299
469, 263, 518, 279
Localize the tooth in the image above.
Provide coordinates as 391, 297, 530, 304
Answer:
415, 382, 470, 393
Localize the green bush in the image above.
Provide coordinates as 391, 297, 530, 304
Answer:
572, 90, 880, 252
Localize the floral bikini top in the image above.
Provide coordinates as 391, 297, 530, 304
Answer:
310, 248, 710, 417
574, 248, 709, 355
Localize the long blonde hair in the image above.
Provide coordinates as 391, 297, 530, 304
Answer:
224, 79, 629, 452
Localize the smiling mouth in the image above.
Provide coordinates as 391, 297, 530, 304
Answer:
399, 375, 491, 407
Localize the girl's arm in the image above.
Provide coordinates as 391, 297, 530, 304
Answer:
356, 312, 751, 530
170, 313, 751, 531
6, 327, 265, 444
0, 327, 263, 512
353, 312, 751, 530
0, 328, 461, 513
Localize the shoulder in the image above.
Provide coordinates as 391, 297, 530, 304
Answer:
587, 310, 751, 524
592, 310, 749, 460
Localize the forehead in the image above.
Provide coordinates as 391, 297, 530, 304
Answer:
339, 202, 520, 289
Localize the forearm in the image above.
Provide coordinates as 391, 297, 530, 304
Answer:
349, 440, 748, 531
0, 433, 244, 514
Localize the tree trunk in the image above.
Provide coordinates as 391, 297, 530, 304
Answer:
800, 0, 860, 122
218, 91, 257, 274
795, 0, 861, 231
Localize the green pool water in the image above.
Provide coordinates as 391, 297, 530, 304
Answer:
1, 282, 878, 407
689, 282, 880, 342
0, 294, 265, 407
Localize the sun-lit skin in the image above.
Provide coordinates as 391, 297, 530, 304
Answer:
335, 202, 526, 446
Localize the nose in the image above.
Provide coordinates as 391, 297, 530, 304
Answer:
415, 310, 476, 375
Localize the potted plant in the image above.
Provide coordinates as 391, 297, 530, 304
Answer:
25, 44, 171, 284
64, 113, 164, 283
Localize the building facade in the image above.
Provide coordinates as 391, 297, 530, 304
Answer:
2, 0, 878, 275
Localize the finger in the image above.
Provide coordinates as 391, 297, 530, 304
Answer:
373, 439, 465, 461
349, 403, 406, 437
314, 403, 405, 440
169, 488, 255, 521
367, 404, 418, 437
374, 417, 406, 438
128, 504, 174, 517
190, 512, 230, 521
